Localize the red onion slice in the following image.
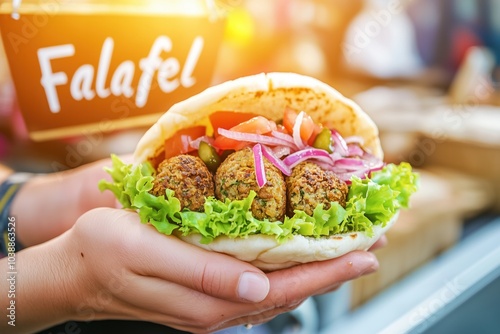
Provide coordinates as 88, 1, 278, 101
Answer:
189, 135, 215, 150
252, 144, 267, 188
347, 144, 364, 157
271, 130, 296, 145
344, 136, 365, 145
292, 111, 306, 150
315, 153, 385, 184
218, 128, 296, 148
331, 129, 349, 156
272, 145, 292, 158
333, 158, 365, 170
261, 144, 292, 176
283, 148, 334, 169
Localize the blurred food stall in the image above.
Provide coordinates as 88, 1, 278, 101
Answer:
1, 0, 500, 333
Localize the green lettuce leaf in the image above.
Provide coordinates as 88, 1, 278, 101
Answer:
98, 155, 419, 243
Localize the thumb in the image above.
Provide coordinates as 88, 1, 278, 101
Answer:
103, 209, 271, 303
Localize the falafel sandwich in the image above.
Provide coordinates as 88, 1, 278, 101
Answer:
99, 72, 419, 271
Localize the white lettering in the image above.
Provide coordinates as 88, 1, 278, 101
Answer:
157, 58, 180, 93
36, 35, 204, 113
71, 64, 95, 101
38, 44, 75, 113
96, 37, 113, 98
136, 36, 173, 107
180, 36, 203, 88
111, 60, 135, 98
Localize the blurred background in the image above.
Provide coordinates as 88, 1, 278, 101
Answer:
1, 0, 500, 333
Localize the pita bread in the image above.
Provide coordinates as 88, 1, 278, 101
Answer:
134, 72, 390, 271
134, 72, 383, 165
177, 213, 397, 271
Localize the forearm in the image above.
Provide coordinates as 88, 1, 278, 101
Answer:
0, 233, 81, 333
10, 173, 73, 247
11, 159, 116, 247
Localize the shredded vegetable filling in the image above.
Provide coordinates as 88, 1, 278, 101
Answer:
98, 108, 419, 243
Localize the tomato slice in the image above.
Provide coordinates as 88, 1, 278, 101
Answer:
307, 123, 324, 146
283, 107, 320, 142
230, 116, 277, 134
213, 136, 249, 151
300, 114, 315, 142
212, 114, 278, 151
209, 111, 258, 137
164, 125, 206, 159
283, 106, 297, 134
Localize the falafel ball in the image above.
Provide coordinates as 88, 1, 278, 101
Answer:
150, 155, 214, 212
286, 161, 348, 216
215, 148, 286, 221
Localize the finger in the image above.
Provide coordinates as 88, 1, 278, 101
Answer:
214, 308, 292, 332
120, 269, 303, 334
109, 209, 271, 304
85, 209, 378, 326
314, 282, 343, 295
113, 275, 204, 329
369, 235, 388, 251
116, 275, 276, 333
218, 298, 305, 331
264, 251, 378, 306
211, 251, 379, 323
122, 206, 378, 307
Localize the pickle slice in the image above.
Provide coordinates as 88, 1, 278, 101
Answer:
198, 141, 221, 173
312, 128, 333, 153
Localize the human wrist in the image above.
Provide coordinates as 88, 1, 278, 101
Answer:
0, 172, 34, 255
49, 230, 97, 323
13, 233, 88, 332
55, 225, 124, 324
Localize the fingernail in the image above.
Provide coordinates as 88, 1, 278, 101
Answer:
360, 258, 379, 276
238, 272, 270, 302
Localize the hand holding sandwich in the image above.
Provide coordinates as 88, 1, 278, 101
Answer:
101, 72, 418, 271
50, 207, 380, 333
1, 72, 413, 333
1, 156, 382, 334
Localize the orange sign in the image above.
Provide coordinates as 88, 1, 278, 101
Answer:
0, 3, 225, 140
